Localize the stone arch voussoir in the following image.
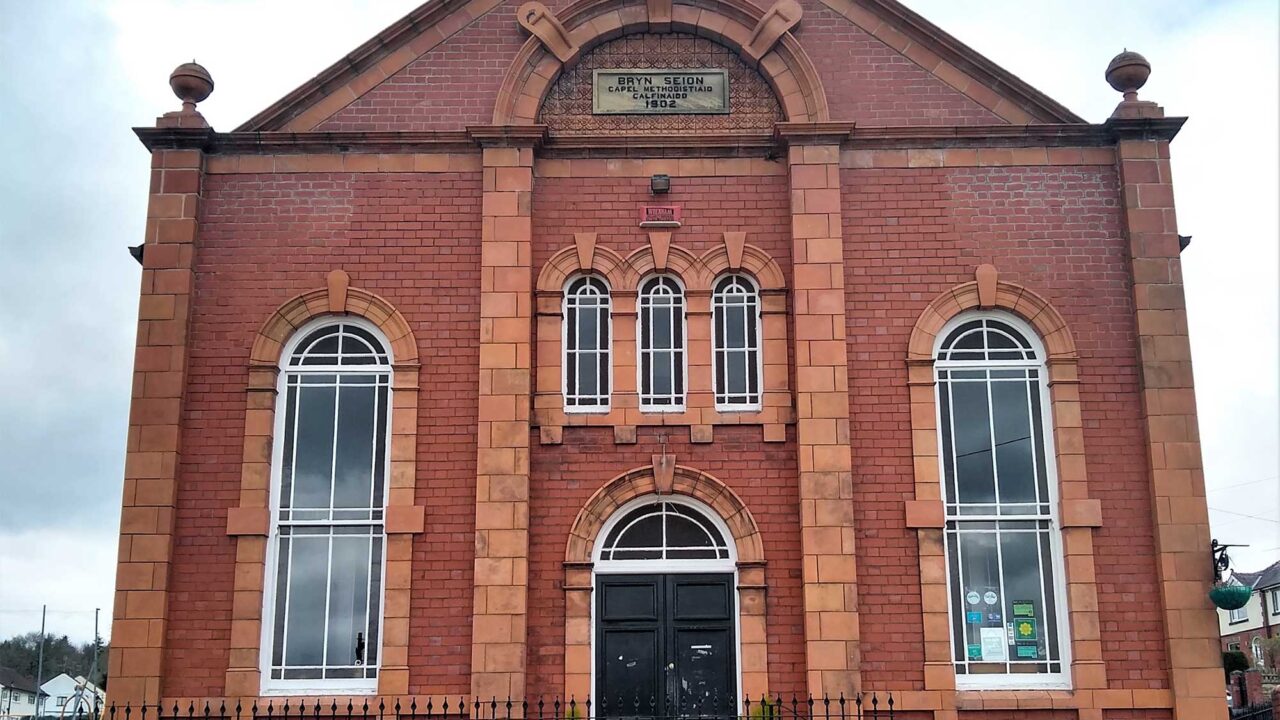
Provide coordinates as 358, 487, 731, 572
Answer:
566, 464, 765, 564
494, 0, 829, 125
907, 280, 1078, 362
250, 272, 420, 367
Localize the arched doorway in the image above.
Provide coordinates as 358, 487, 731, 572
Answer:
593, 495, 739, 716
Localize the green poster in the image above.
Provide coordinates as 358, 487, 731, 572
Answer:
1016, 644, 1039, 659
967, 644, 983, 660
1014, 618, 1038, 642
1012, 601, 1035, 618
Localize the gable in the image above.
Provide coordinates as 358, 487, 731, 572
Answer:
236, 0, 1081, 134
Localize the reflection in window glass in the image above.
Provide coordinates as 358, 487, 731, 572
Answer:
268, 322, 388, 686
936, 313, 1067, 685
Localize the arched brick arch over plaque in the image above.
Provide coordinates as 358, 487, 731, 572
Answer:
223, 270, 425, 698
562, 464, 770, 700
494, 0, 830, 125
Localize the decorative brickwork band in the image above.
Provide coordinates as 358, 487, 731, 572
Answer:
224, 275, 423, 699
108, 147, 206, 706
493, 0, 830, 125
906, 272, 1111, 713
563, 465, 769, 700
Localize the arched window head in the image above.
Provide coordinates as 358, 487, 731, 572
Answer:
265, 319, 391, 692
599, 501, 731, 562
563, 275, 611, 411
637, 275, 686, 410
712, 275, 762, 409
933, 311, 1068, 688
288, 323, 390, 366
937, 316, 1039, 363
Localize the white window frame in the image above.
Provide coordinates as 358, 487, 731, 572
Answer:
934, 311, 1073, 691
636, 275, 687, 412
1253, 636, 1266, 668
259, 317, 392, 695
711, 274, 763, 412
1270, 588, 1280, 614
1230, 603, 1250, 624
562, 275, 613, 413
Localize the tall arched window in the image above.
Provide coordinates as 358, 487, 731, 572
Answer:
637, 275, 686, 410
935, 313, 1069, 688
563, 275, 611, 411
712, 275, 762, 409
264, 320, 390, 692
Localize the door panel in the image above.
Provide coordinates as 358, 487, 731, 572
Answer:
600, 628, 663, 715
597, 574, 736, 717
670, 628, 734, 715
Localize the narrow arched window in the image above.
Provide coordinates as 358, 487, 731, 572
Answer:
712, 275, 761, 409
637, 275, 686, 410
265, 320, 390, 691
935, 313, 1069, 688
563, 276, 611, 411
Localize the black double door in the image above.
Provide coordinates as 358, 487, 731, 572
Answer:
595, 574, 737, 718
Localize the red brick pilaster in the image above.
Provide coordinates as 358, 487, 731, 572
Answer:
468, 126, 544, 701
779, 124, 861, 695
108, 131, 211, 705
1111, 110, 1226, 720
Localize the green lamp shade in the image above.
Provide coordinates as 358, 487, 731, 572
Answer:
1210, 584, 1252, 610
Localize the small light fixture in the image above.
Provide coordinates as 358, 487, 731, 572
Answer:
128, 244, 145, 265
650, 173, 670, 194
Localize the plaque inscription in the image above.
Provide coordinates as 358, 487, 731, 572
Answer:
593, 69, 729, 115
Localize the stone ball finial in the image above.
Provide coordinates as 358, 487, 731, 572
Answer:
1106, 50, 1150, 101
169, 61, 214, 112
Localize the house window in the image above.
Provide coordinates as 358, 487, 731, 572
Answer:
1253, 637, 1266, 668
712, 275, 762, 410
637, 275, 686, 410
1229, 642, 1242, 652
563, 275, 611, 411
1271, 588, 1280, 613
263, 320, 390, 692
1230, 604, 1249, 623
936, 313, 1069, 688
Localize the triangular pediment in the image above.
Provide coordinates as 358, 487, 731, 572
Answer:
235, 0, 1082, 134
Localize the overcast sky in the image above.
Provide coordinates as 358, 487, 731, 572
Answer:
0, 0, 1275, 644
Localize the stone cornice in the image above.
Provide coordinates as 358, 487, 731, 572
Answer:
466, 124, 549, 147
135, 120, 1186, 155
1103, 116, 1187, 142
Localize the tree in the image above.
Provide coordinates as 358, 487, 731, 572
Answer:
0, 633, 107, 689
1224, 650, 1250, 680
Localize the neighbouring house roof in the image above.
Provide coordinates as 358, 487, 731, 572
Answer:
1233, 560, 1280, 591
0, 667, 42, 694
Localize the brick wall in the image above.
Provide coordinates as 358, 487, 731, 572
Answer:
840, 165, 1170, 691
793, 2, 1002, 126
318, 8, 524, 132
165, 171, 483, 697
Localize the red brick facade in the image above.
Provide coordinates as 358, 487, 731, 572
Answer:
109, 1, 1224, 719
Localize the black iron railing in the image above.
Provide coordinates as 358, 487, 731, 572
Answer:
107, 695, 896, 720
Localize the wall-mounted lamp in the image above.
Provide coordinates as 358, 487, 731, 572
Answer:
128, 244, 145, 266
650, 174, 671, 194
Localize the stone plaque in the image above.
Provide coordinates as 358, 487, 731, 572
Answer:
593, 69, 729, 115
